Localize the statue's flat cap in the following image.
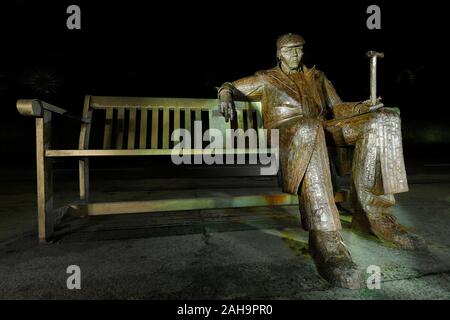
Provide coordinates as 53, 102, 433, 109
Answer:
276, 33, 305, 49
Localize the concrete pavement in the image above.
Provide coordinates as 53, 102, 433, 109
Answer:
0, 168, 450, 299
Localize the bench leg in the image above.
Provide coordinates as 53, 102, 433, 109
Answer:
78, 102, 92, 203
36, 112, 54, 243
79, 158, 89, 202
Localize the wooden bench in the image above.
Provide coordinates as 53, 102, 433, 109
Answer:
17, 96, 348, 242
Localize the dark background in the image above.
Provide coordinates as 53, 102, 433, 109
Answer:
0, 0, 449, 171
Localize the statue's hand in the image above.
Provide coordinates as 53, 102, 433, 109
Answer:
218, 90, 235, 122
360, 97, 384, 112
369, 103, 384, 111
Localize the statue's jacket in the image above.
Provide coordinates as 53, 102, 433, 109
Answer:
222, 65, 408, 196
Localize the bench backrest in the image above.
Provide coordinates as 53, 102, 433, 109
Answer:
83, 96, 264, 151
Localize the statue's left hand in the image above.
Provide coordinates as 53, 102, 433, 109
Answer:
360, 97, 384, 112
369, 103, 384, 111
360, 99, 401, 116
218, 90, 235, 122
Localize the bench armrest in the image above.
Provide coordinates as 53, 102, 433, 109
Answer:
16, 99, 89, 123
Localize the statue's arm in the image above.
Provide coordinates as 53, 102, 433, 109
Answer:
321, 72, 383, 119
217, 74, 263, 121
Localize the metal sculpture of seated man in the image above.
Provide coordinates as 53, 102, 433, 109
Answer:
217, 33, 423, 289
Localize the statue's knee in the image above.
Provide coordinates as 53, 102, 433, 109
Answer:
371, 108, 401, 125
290, 119, 320, 137
382, 108, 401, 122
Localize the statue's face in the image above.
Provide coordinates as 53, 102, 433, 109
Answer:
278, 45, 303, 70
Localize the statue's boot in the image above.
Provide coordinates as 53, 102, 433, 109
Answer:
309, 230, 363, 289
351, 209, 425, 250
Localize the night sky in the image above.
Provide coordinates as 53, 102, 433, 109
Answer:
1, 0, 449, 163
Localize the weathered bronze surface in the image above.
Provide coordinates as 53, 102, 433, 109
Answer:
218, 33, 421, 288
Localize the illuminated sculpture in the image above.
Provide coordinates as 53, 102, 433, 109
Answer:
218, 33, 421, 288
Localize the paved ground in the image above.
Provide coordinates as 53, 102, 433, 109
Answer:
0, 164, 450, 299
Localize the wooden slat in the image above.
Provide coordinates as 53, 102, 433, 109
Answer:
208, 108, 231, 143
173, 108, 180, 143
79, 99, 92, 150
69, 193, 300, 216
255, 107, 265, 148
247, 108, 254, 130
194, 109, 203, 147
139, 109, 147, 149
162, 108, 170, 149
68, 190, 348, 217
127, 109, 136, 149
115, 108, 125, 149
151, 107, 159, 149
90, 96, 261, 111
184, 108, 191, 133
103, 109, 114, 149
46, 148, 274, 157
90, 96, 219, 109
195, 109, 202, 121
237, 109, 244, 129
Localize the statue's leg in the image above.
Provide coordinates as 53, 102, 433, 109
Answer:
325, 109, 423, 250
352, 110, 424, 249
298, 126, 341, 232
298, 126, 363, 289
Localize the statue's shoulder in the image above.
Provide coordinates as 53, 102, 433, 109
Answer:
252, 67, 283, 83
254, 68, 276, 77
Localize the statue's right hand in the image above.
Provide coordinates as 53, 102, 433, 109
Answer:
218, 90, 235, 122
